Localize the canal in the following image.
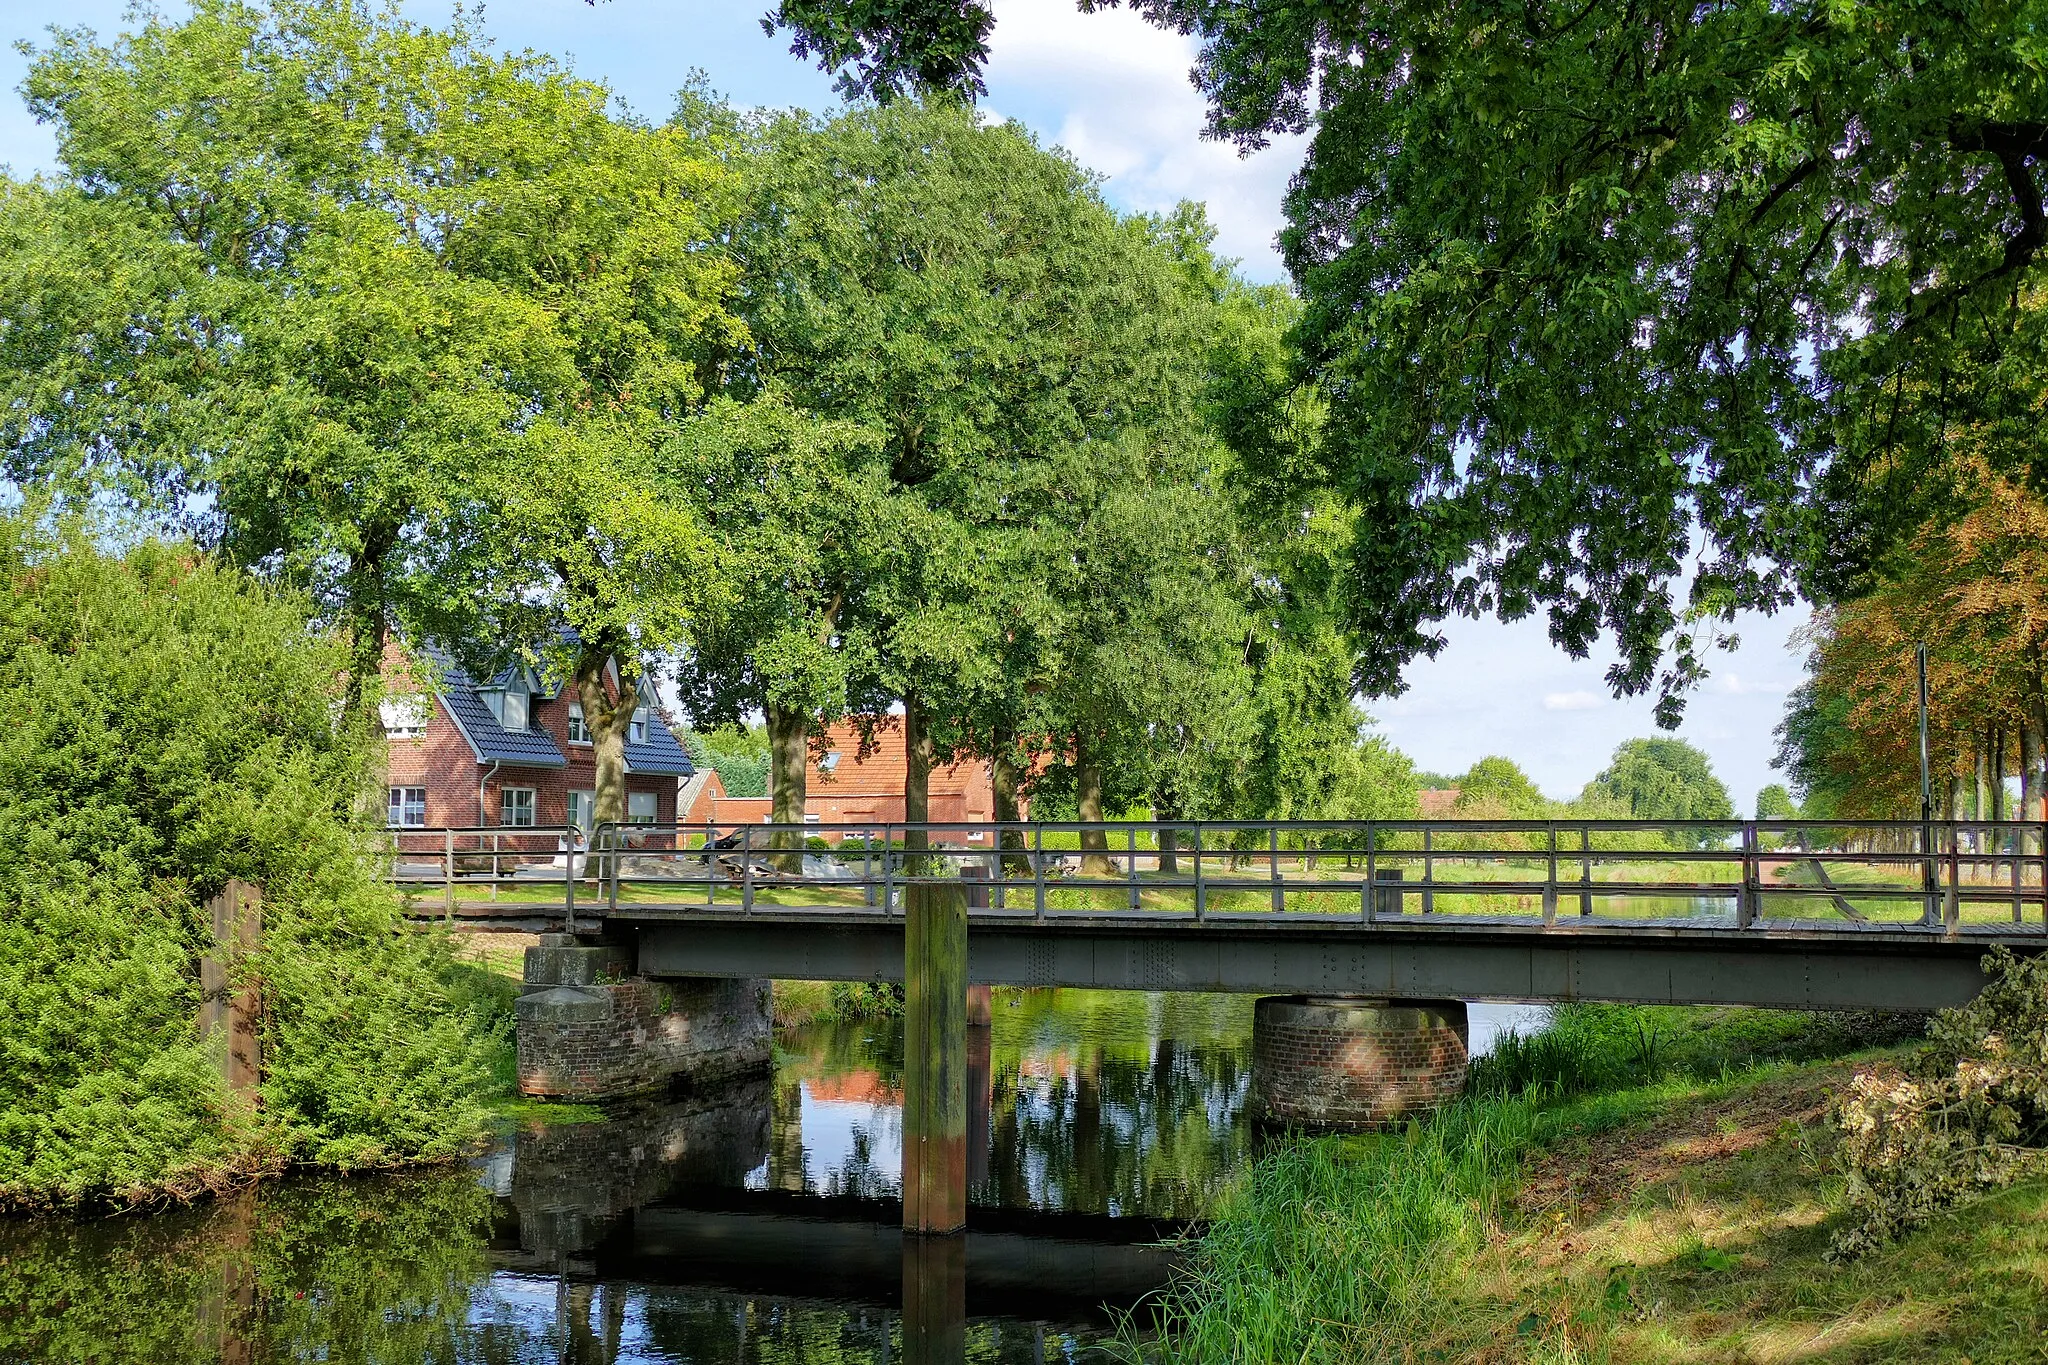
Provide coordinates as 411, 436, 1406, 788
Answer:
0, 990, 1543, 1364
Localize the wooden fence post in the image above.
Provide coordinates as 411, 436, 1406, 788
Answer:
199, 879, 264, 1099
903, 878, 968, 1235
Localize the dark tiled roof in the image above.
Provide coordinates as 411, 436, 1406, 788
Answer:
625, 718, 694, 777
424, 647, 567, 769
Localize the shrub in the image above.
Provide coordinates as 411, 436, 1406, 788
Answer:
1830, 947, 2048, 1258
0, 523, 494, 1208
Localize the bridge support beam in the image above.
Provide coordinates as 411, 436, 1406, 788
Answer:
903, 882, 969, 1234
515, 934, 770, 1102
1251, 996, 1469, 1129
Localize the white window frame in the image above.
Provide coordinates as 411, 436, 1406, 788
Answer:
500, 786, 536, 827
567, 703, 591, 745
628, 706, 650, 745
626, 790, 659, 825
566, 790, 596, 833
498, 688, 529, 733
387, 786, 427, 828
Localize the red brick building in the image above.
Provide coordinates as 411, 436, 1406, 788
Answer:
379, 644, 692, 833
677, 719, 1019, 837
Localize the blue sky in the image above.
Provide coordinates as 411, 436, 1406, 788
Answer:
0, 0, 1813, 807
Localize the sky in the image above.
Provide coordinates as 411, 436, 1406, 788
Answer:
0, 0, 1814, 808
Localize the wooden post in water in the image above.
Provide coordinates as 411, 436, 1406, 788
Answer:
199, 879, 264, 1098
901, 1228, 968, 1365
903, 878, 969, 1234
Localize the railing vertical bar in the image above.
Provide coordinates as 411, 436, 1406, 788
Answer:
443, 827, 455, 924
2013, 820, 2025, 924
1738, 822, 1756, 929
606, 823, 621, 914
1033, 824, 1046, 923
1542, 822, 1557, 927
1269, 826, 1283, 914
1193, 824, 1206, 921
1364, 827, 1377, 923
1580, 826, 1593, 917
1128, 824, 1140, 912
741, 824, 755, 917
564, 823, 577, 936
1947, 823, 1962, 934
1421, 827, 1434, 915
863, 830, 876, 910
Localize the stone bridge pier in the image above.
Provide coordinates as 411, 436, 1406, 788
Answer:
1250, 996, 1470, 1129
515, 933, 771, 1102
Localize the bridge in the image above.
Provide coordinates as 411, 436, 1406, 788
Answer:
388, 818, 2045, 1235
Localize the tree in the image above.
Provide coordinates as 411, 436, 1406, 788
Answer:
669, 394, 889, 860
4, 2, 742, 820
1586, 738, 1734, 845
3, 2, 556, 715
764, 2, 2048, 720
1756, 784, 1799, 822
728, 99, 1250, 846
1454, 758, 1548, 820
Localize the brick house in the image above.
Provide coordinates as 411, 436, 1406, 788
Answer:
379, 644, 692, 834
677, 718, 1020, 838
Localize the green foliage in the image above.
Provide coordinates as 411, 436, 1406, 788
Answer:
1756, 783, 1800, 821
683, 725, 773, 799
1832, 948, 2048, 1259
1585, 738, 1735, 847
1453, 757, 1549, 820
0, 523, 492, 1208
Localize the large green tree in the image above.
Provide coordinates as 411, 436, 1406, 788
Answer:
727, 99, 1255, 842
765, 1, 2048, 719
1586, 738, 1735, 845
5, 1, 739, 822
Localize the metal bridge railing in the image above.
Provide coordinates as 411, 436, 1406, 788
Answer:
381, 818, 2048, 938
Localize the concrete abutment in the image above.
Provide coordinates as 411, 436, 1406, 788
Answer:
1250, 996, 1469, 1129
515, 933, 771, 1102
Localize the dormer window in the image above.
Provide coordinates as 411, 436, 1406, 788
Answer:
629, 706, 650, 744
484, 686, 529, 732
568, 703, 591, 745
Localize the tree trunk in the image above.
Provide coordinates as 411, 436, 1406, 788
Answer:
767, 702, 809, 873
2024, 720, 2043, 824
1993, 726, 2009, 825
1075, 733, 1113, 876
905, 693, 933, 855
992, 725, 1026, 876
1153, 793, 1179, 875
575, 645, 635, 883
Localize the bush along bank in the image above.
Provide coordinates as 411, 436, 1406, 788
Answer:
0, 525, 497, 1210
1139, 980, 2048, 1363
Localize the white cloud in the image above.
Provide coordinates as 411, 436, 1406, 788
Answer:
982, 0, 1303, 282
1542, 691, 1606, 712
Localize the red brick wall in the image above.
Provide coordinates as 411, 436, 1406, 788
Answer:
1250, 997, 1469, 1129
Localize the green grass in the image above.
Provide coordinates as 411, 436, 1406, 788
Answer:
1129, 1006, 2000, 1364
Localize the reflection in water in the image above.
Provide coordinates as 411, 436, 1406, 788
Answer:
0, 990, 1548, 1363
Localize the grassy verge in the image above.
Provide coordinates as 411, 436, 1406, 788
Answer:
772, 979, 904, 1028
1138, 1005, 2048, 1363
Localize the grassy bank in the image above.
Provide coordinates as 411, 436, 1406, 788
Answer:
1141, 1004, 2048, 1363
771, 979, 904, 1028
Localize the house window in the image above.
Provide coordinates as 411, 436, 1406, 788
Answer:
567, 703, 590, 745
498, 689, 529, 732
379, 696, 429, 739
627, 790, 659, 824
387, 787, 426, 828
628, 706, 650, 744
566, 790, 595, 833
501, 787, 536, 827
